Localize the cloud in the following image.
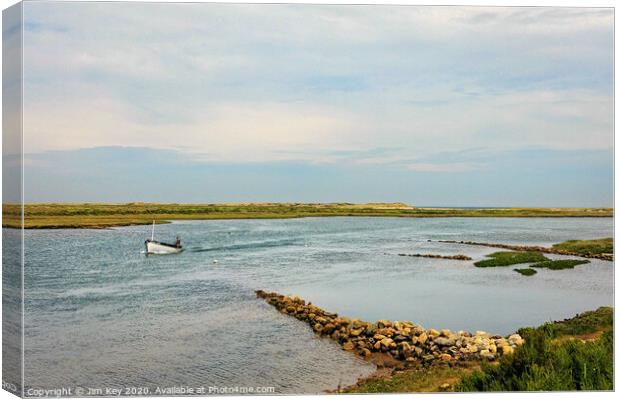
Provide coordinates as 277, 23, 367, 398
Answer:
406, 162, 485, 173
18, 2, 613, 169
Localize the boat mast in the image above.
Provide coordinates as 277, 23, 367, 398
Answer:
151, 220, 155, 241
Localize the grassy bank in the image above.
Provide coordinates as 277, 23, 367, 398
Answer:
348, 307, 613, 393
2, 203, 613, 229
457, 307, 613, 391
553, 238, 613, 256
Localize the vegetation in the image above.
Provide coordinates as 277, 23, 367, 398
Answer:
553, 238, 613, 256
2, 203, 612, 229
345, 363, 479, 393
514, 268, 537, 276
474, 251, 549, 267
553, 307, 613, 336
457, 307, 613, 392
531, 259, 590, 270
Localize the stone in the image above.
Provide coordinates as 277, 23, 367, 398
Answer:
323, 323, 336, 334
350, 328, 363, 337
508, 334, 524, 346
418, 333, 428, 345
499, 345, 514, 355
360, 348, 372, 358
428, 329, 440, 337
440, 329, 451, 337
439, 353, 452, 362
434, 337, 455, 347
342, 341, 355, 351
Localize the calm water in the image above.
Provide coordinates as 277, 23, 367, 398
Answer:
15, 217, 614, 394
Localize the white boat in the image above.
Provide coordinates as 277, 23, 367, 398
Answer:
145, 221, 183, 255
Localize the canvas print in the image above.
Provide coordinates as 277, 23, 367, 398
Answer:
2, 1, 614, 396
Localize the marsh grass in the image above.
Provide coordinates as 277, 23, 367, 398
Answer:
553, 238, 613, 256
2, 203, 613, 229
474, 251, 549, 267
514, 268, 537, 276
531, 259, 590, 270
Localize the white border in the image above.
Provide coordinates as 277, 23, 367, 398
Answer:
0, 2, 616, 399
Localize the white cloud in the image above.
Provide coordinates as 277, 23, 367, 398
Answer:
20, 2, 613, 166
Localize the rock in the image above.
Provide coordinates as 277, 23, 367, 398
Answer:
255, 290, 514, 367
342, 341, 355, 351
323, 323, 336, 334
418, 332, 428, 345
350, 328, 363, 337
439, 353, 452, 362
434, 337, 455, 347
393, 334, 408, 342
508, 334, 524, 346
439, 383, 451, 391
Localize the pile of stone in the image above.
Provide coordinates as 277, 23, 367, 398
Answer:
256, 290, 524, 365
397, 253, 472, 260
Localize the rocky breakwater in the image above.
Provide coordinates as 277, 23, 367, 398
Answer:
437, 240, 613, 261
398, 253, 472, 260
255, 290, 524, 365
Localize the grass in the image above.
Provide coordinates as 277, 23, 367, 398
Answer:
474, 251, 549, 267
552, 307, 613, 336
552, 238, 613, 256
531, 259, 590, 270
514, 268, 537, 276
345, 364, 479, 393
457, 307, 613, 392
2, 203, 613, 229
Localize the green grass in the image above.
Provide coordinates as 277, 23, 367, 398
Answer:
457, 307, 613, 391
552, 307, 613, 336
531, 259, 590, 270
345, 365, 475, 393
552, 238, 613, 256
474, 251, 549, 267
514, 268, 537, 276
2, 203, 613, 229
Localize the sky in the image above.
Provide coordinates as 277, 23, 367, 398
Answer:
4, 2, 614, 206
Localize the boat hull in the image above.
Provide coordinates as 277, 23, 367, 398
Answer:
145, 240, 183, 254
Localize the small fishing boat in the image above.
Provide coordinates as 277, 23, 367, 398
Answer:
145, 221, 183, 255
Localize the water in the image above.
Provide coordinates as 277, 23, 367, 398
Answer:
13, 217, 614, 394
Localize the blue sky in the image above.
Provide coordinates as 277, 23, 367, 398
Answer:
10, 3, 614, 206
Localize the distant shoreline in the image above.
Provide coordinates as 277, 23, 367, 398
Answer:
1, 203, 613, 229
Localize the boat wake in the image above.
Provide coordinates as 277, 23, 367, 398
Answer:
191, 238, 299, 253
